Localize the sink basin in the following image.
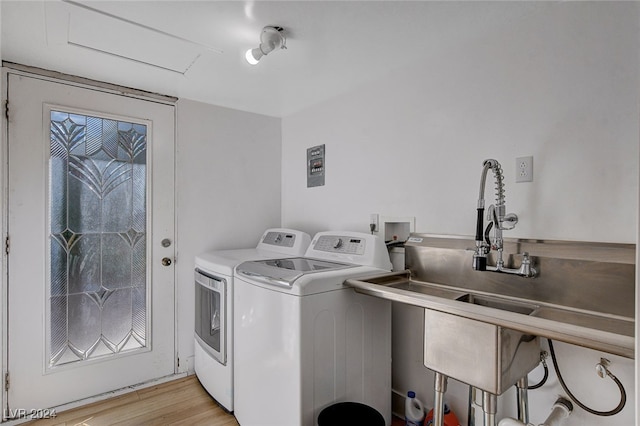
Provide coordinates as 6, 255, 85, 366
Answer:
424, 309, 540, 395
456, 294, 538, 315
388, 280, 467, 300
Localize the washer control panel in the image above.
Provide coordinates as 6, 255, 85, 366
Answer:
305, 231, 391, 269
313, 235, 366, 255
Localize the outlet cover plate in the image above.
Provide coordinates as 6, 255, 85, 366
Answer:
516, 156, 533, 183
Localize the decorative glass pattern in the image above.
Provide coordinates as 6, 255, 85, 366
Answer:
48, 110, 147, 368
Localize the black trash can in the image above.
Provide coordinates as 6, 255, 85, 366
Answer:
317, 402, 385, 426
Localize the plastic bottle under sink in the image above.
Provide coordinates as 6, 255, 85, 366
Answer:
405, 391, 425, 426
424, 403, 461, 426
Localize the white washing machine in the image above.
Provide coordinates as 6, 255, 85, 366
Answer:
194, 228, 311, 412
234, 231, 393, 426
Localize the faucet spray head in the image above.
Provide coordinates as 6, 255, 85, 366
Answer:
472, 249, 487, 271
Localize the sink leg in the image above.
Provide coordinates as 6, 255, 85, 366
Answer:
433, 372, 448, 426
482, 391, 497, 426
516, 376, 529, 424
468, 386, 477, 426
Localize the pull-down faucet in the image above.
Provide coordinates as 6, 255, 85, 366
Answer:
472, 159, 536, 278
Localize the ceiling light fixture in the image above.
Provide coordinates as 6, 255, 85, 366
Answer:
245, 26, 286, 65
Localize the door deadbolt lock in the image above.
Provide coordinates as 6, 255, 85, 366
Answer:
161, 257, 172, 266
161, 238, 172, 248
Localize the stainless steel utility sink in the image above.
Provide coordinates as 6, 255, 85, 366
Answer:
345, 233, 635, 421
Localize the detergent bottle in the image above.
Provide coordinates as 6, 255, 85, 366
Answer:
405, 391, 425, 426
424, 403, 461, 426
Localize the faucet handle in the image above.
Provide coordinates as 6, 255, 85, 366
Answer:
500, 213, 518, 230
517, 252, 537, 278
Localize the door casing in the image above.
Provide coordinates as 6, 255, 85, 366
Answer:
0, 64, 180, 414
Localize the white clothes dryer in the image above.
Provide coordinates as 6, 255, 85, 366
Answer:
234, 231, 392, 426
194, 228, 311, 412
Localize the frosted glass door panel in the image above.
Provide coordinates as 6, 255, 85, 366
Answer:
48, 111, 148, 368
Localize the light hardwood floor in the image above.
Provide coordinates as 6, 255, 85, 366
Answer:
24, 376, 239, 426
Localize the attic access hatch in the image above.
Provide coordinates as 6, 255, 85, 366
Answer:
45, 1, 222, 74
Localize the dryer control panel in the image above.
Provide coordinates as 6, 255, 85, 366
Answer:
262, 231, 298, 248
255, 229, 312, 256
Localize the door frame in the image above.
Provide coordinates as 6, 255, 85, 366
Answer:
0, 63, 180, 415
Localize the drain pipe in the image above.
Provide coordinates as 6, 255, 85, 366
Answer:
498, 397, 573, 426
541, 398, 573, 426
498, 418, 526, 426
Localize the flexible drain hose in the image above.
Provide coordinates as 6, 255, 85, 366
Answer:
547, 339, 626, 416
527, 356, 548, 390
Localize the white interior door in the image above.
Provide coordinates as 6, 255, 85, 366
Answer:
5, 72, 176, 412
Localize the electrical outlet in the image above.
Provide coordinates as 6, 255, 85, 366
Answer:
370, 213, 379, 233
516, 156, 533, 183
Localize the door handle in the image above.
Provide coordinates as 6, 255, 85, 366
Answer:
161, 257, 172, 266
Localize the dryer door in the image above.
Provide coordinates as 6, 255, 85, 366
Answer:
195, 269, 226, 365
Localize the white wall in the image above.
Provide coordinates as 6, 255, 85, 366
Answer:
175, 99, 281, 372
282, 2, 638, 244
282, 2, 638, 425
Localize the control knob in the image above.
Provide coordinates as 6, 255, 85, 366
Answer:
333, 238, 343, 249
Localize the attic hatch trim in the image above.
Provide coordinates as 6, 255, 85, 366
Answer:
2, 62, 178, 106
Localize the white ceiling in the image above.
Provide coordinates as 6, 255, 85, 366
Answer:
1, 1, 547, 117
